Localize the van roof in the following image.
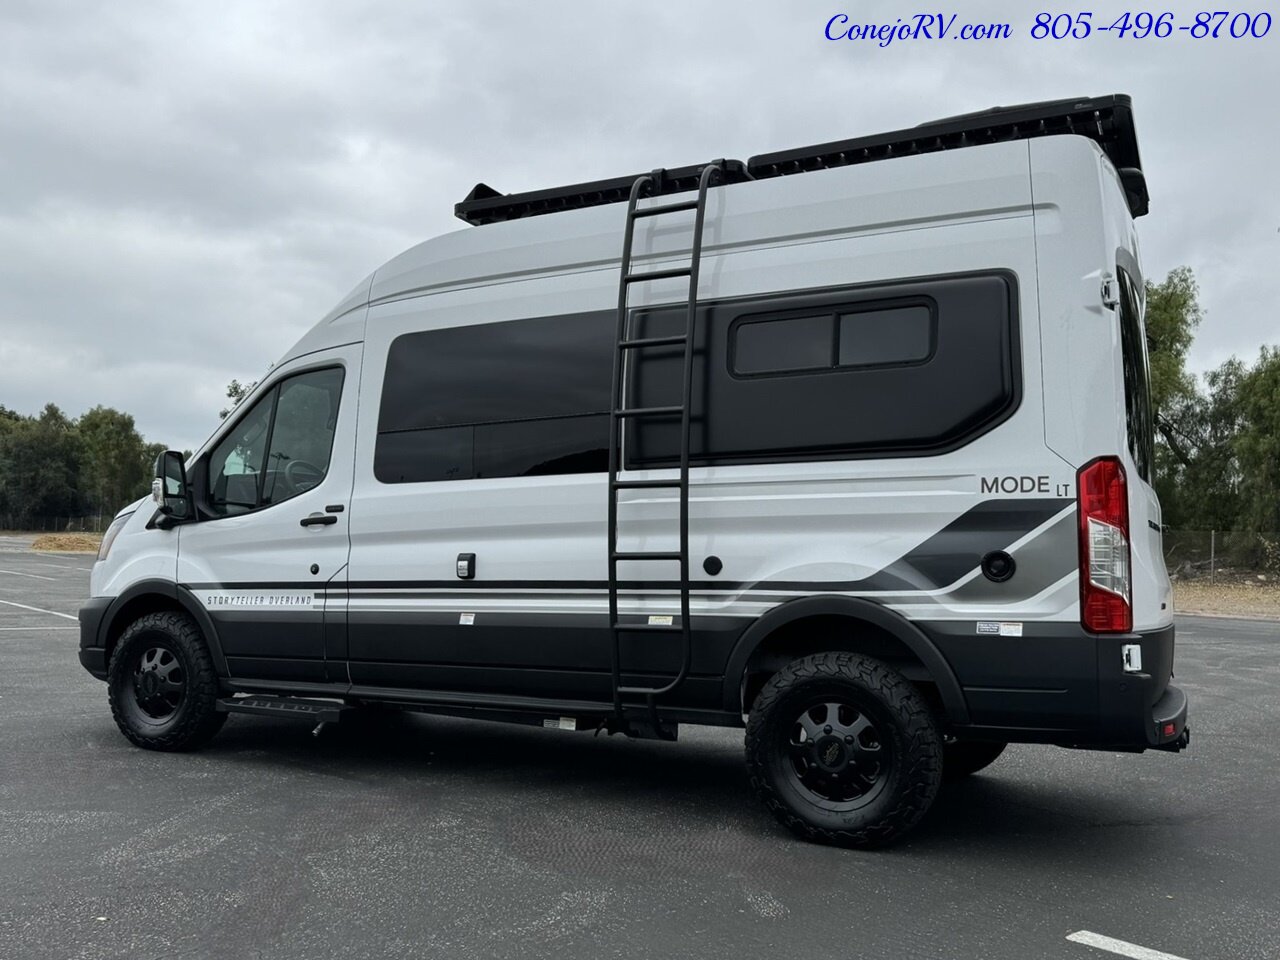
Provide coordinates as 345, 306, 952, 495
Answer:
296, 114, 1136, 365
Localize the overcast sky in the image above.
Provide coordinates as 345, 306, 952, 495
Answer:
1, 1, 1276, 451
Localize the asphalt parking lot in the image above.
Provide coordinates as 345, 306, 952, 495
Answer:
1, 537, 1277, 960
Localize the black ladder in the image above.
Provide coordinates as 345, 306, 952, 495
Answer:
606, 162, 724, 736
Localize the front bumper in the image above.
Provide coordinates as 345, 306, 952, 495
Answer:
78, 597, 113, 681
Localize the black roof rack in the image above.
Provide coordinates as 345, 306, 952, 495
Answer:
454, 95, 1147, 226
454, 160, 753, 226
748, 94, 1147, 217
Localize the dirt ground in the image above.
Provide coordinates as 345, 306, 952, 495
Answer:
1174, 580, 1280, 620
30, 533, 102, 553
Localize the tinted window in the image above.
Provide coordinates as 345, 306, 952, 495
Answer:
838, 305, 932, 366
374, 426, 473, 484
734, 315, 832, 375
374, 276, 1018, 482
1117, 270, 1154, 482
376, 312, 614, 484
208, 367, 344, 515
476, 415, 608, 478
731, 302, 935, 377
380, 312, 614, 432
631, 274, 1017, 466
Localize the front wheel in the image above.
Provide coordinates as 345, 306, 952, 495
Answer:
745, 652, 943, 848
107, 611, 226, 751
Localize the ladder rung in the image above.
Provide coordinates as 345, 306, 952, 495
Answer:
612, 622, 684, 633
623, 267, 692, 284
619, 335, 687, 349
612, 478, 683, 490
613, 405, 682, 418
612, 551, 682, 561
631, 200, 699, 219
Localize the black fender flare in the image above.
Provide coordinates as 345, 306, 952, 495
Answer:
721, 594, 970, 724
97, 579, 230, 678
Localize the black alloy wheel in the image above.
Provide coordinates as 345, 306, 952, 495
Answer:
129, 645, 186, 722
107, 611, 226, 751
745, 651, 943, 848
785, 699, 891, 809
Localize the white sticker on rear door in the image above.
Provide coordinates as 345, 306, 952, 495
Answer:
976, 621, 1023, 637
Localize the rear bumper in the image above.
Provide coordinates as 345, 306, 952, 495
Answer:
78, 597, 112, 681
1148, 683, 1190, 752
927, 620, 1189, 752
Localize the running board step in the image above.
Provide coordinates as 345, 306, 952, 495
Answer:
217, 696, 349, 723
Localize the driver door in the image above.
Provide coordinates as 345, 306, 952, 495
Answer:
178, 344, 362, 684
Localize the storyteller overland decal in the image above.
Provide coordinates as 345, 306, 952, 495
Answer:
197, 591, 318, 609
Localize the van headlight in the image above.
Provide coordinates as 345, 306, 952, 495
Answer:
97, 512, 134, 562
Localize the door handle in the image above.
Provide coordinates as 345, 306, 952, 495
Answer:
300, 514, 338, 527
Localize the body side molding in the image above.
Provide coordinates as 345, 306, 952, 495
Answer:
721, 594, 970, 724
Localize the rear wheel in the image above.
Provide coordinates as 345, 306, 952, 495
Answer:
943, 740, 1007, 780
745, 652, 943, 848
107, 611, 226, 751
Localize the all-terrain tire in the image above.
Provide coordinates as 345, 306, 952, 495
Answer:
943, 740, 1007, 780
107, 611, 226, 751
745, 651, 943, 849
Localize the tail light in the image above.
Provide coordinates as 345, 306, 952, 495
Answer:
1077, 457, 1132, 633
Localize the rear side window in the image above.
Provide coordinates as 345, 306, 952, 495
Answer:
628, 273, 1018, 466
1117, 269, 1154, 482
732, 303, 933, 377
375, 312, 614, 483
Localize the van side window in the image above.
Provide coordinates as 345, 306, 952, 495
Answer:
734, 315, 832, 375
630, 274, 1016, 466
373, 274, 1017, 483
207, 367, 344, 515
1117, 269, 1154, 482
732, 303, 934, 377
375, 313, 614, 484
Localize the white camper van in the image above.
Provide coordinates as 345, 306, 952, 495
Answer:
80, 95, 1188, 847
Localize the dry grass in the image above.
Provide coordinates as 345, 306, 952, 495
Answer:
31, 533, 103, 553
1173, 580, 1280, 620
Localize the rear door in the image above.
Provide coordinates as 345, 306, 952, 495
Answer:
178, 344, 362, 683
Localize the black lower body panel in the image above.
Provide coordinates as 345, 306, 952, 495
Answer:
922, 620, 1186, 750
77, 596, 113, 680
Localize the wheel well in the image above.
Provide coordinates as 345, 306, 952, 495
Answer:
740, 614, 944, 718
103, 594, 187, 666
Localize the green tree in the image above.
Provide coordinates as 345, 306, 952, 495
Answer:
0, 404, 85, 525
1232, 346, 1280, 533
1146, 267, 1202, 419
1144, 267, 1209, 526
220, 379, 258, 420
79, 406, 152, 517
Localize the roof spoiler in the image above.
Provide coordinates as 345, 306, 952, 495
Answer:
455, 94, 1148, 226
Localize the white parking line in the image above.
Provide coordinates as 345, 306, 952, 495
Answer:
16, 560, 93, 572
0, 626, 78, 631
0, 568, 58, 581
1067, 931, 1192, 960
0, 600, 78, 621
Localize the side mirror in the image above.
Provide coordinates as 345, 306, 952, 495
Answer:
152, 450, 191, 521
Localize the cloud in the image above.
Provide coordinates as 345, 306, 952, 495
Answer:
0, 0, 1276, 449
